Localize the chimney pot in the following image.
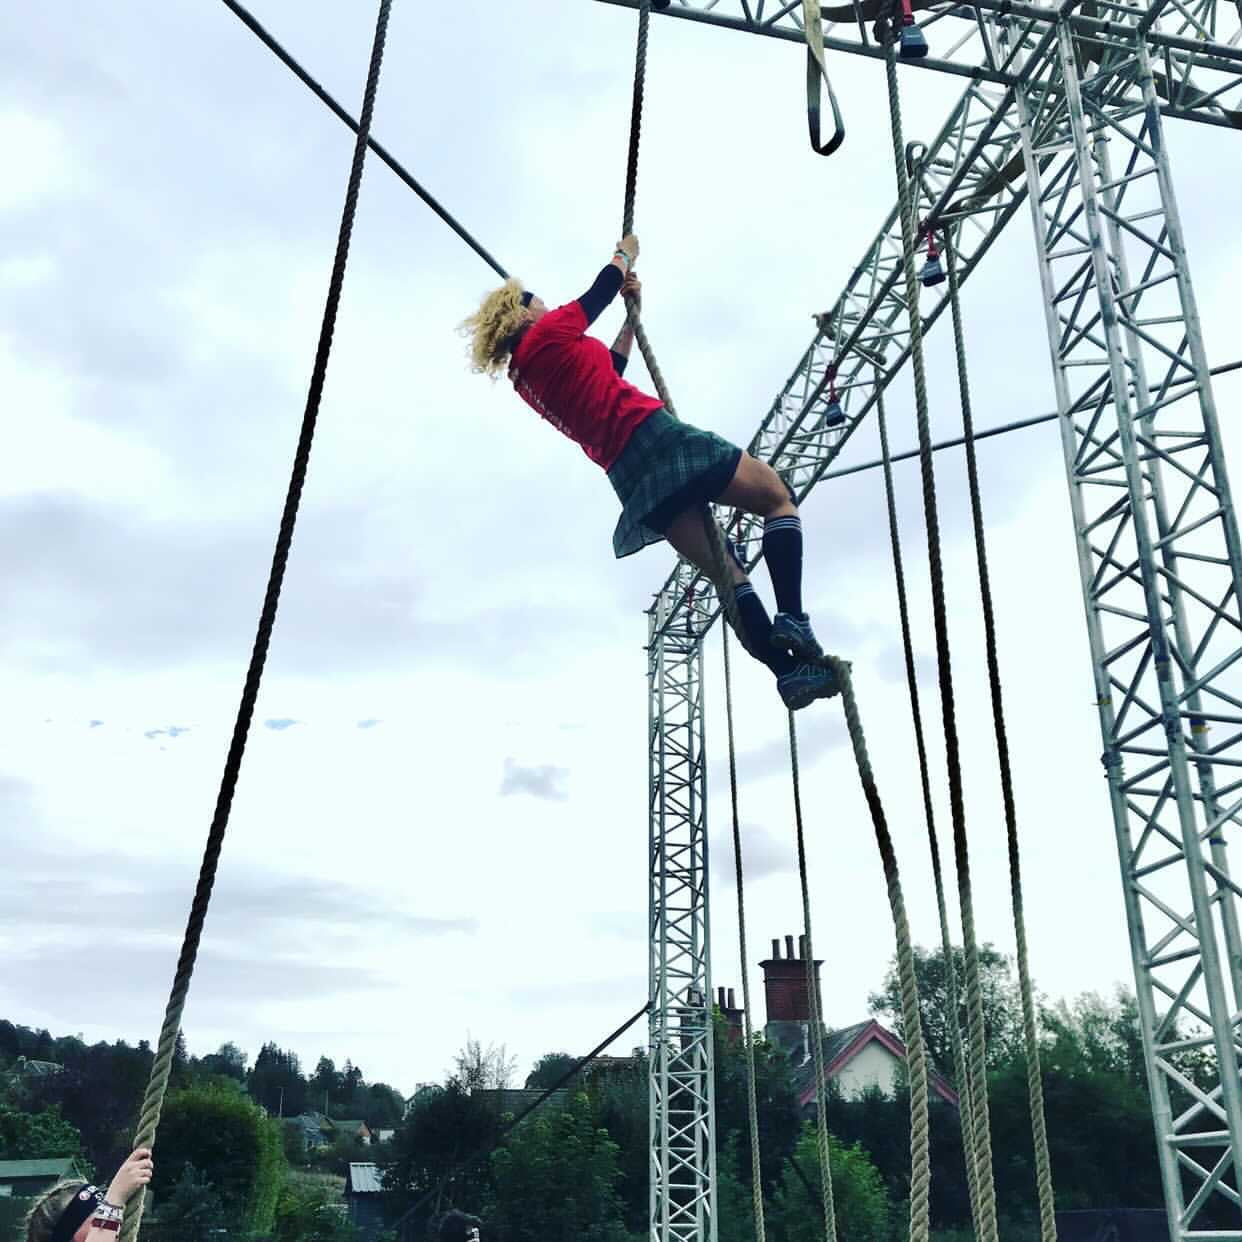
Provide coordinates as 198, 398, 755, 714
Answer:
799, 934, 808, 960
785, 934, 796, 960
717, 986, 726, 1007
772, 938, 781, 960
727, 988, 736, 1009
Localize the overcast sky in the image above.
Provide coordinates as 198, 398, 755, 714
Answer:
2, 2, 1240, 1099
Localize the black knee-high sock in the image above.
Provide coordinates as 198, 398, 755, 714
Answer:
763, 514, 804, 616
734, 582, 795, 675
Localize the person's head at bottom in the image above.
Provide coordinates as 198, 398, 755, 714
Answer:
437, 1207, 484, 1242
24, 1147, 153, 1242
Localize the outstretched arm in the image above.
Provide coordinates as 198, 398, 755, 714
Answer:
576, 234, 640, 326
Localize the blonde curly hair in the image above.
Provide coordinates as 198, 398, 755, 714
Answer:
459, 278, 530, 378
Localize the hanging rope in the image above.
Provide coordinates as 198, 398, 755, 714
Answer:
787, 712, 839, 1242
943, 236, 1057, 1242
722, 628, 769, 1242
874, 377, 983, 1236
881, 40, 999, 1242
117, 6, 395, 1239
802, 0, 847, 155
620, 1, 745, 648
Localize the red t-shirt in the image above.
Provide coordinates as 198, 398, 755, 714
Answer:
509, 301, 663, 469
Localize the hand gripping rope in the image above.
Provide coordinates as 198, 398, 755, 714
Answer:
117, 5, 395, 1238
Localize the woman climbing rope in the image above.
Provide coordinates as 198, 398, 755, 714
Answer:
461, 235, 838, 710
21, 1147, 153, 1242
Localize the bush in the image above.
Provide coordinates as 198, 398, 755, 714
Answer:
770, 1123, 893, 1242
273, 1182, 359, 1242
153, 1084, 286, 1234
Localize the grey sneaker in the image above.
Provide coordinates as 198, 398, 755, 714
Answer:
777, 662, 842, 710
771, 612, 824, 662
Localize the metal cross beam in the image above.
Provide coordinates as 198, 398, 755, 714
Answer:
613, 2, 1242, 1241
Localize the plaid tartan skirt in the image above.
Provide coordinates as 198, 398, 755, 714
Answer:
606, 408, 743, 559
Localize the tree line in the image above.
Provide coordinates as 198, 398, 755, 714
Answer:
3, 945, 1220, 1241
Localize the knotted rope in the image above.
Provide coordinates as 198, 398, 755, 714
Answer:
944, 236, 1057, 1242
882, 41, 999, 1242
117, 6, 395, 1239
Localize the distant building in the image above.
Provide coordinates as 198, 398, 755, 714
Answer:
286, 1112, 334, 1152
472, 1088, 569, 1120
344, 1163, 386, 1240
405, 1083, 441, 1116
717, 933, 960, 1111
331, 1119, 372, 1145
0, 1158, 81, 1199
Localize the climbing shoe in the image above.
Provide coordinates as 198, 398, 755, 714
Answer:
771, 612, 824, 663
777, 662, 842, 711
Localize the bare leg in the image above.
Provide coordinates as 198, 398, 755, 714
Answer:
661, 452, 794, 580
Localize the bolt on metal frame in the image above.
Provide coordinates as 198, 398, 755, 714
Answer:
609, 1, 1242, 1239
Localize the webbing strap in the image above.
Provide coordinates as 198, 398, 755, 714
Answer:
803, 0, 847, 155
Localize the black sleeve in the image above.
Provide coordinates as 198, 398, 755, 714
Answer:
610, 349, 629, 376
576, 263, 624, 327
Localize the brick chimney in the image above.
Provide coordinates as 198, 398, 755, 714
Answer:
760, 934, 823, 1063
715, 986, 744, 1044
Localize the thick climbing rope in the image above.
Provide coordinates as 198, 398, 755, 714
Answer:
788, 689, 934, 1242
787, 713, 839, 1242
881, 40, 1000, 1242
817, 662, 934, 1242
721, 628, 769, 1242
943, 236, 1057, 1242
874, 378, 983, 1236
620, 0, 746, 646
116, 6, 395, 1240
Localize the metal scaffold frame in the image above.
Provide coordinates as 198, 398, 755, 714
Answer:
615, 1, 1242, 1239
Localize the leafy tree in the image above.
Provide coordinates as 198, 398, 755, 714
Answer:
525, 1052, 578, 1091
273, 1182, 360, 1242
153, 1084, 286, 1235
0, 1102, 84, 1161
712, 1011, 802, 1196
198, 1042, 248, 1083
153, 1163, 227, 1241
248, 1042, 308, 1118
362, 1082, 406, 1132
586, 1052, 647, 1235
311, 1056, 341, 1111
769, 1124, 892, 1242
385, 1080, 500, 1230
487, 1091, 628, 1242
453, 1038, 517, 1091
868, 943, 1025, 1075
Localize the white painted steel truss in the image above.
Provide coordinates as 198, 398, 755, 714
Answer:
607, 1, 1242, 1239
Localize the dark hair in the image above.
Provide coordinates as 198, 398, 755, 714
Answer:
436, 1208, 483, 1242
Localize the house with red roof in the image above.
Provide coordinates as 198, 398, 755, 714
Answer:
717, 933, 958, 1111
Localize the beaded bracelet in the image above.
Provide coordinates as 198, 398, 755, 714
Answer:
614, 249, 632, 272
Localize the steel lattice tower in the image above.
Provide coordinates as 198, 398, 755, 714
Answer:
604, 2, 1242, 1240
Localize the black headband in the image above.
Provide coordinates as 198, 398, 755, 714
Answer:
50, 1185, 105, 1242
520, 291, 534, 307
